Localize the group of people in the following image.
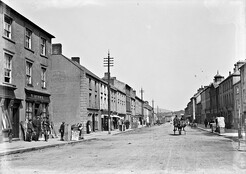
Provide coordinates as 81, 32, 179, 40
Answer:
26, 116, 51, 142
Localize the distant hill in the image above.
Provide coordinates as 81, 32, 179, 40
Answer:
154, 108, 172, 113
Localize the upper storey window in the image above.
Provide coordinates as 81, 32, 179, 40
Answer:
4, 53, 12, 83
4, 15, 12, 39
25, 28, 32, 49
41, 37, 46, 56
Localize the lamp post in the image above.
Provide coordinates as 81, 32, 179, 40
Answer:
104, 50, 114, 134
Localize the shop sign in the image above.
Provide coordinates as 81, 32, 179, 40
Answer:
26, 93, 50, 103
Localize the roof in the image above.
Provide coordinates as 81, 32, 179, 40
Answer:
52, 54, 104, 83
1, 1, 55, 38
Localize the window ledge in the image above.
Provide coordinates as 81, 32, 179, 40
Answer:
25, 47, 34, 53
27, 84, 33, 87
2, 36, 16, 44
2, 82, 17, 89
40, 54, 48, 59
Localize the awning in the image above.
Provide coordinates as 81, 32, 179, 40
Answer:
101, 115, 123, 119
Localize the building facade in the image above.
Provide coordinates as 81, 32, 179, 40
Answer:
0, 1, 54, 141
50, 44, 103, 133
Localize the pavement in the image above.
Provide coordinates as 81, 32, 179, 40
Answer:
0, 127, 139, 156
196, 123, 246, 151
1, 124, 246, 156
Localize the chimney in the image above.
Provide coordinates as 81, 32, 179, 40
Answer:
71, 57, 80, 64
52, 43, 62, 55
229, 71, 231, 76
104, 72, 109, 78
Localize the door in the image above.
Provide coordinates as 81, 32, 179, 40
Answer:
12, 108, 19, 138
92, 114, 95, 132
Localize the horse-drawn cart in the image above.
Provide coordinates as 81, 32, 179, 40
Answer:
173, 119, 186, 135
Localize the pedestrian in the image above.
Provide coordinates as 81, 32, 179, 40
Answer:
32, 117, 38, 141
42, 117, 50, 141
26, 119, 34, 142
59, 122, 65, 141
37, 116, 42, 140
204, 118, 208, 128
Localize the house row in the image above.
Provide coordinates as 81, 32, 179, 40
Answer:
0, 1, 154, 142
184, 60, 246, 130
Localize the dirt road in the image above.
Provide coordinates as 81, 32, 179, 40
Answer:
1, 124, 245, 174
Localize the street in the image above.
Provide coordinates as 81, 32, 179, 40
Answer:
1, 124, 246, 174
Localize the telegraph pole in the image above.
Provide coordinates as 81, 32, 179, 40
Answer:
104, 50, 114, 134
152, 100, 154, 126
140, 88, 144, 126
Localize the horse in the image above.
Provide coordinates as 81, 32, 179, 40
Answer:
173, 118, 186, 135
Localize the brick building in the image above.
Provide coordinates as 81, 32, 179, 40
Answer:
0, 1, 54, 141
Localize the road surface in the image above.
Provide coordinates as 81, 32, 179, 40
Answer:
1, 124, 245, 174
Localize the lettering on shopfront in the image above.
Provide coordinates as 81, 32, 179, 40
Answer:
26, 93, 49, 102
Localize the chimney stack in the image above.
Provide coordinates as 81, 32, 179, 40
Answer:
52, 43, 62, 55
71, 57, 80, 64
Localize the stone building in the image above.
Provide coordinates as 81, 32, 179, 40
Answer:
218, 61, 243, 128
0, 1, 54, 141
50, 44, 103, 133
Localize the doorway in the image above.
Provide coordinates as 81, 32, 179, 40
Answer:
12, 108, 19, 138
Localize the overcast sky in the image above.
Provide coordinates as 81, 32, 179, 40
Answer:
3, 0, 245, 111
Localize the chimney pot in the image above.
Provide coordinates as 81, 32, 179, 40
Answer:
71, 57, 80, 64
52, 44, 62, 55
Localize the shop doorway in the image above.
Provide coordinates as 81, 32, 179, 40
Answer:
12, 108, 19, 138
34, 103, 40, 118
92, 114, 95, 132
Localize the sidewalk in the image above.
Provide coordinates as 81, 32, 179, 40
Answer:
197, 124, 246, 151
0, 128, 134, 156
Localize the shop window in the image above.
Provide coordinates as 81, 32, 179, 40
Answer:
26, 102, 33, 120
26, 61, 32, 86
4, 53, 12, 83
4, 15, 12, 39
25, 28, 32, 49
40, 37, 46, 56
42, 104, 47, 118
41, 67, 46, 88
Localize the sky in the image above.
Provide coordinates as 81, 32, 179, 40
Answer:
3, 0, 245, 111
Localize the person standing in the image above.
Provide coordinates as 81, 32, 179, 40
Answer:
32, 117, 38, 141
26, 119, 34, 142
59, 122, 65, 141
204, 118, 208, 128
42, 117, 50, 141
36, 116, 42, 141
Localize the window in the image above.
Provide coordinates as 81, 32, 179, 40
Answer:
41, 67, 46, 88
25, 28, 32, 49
26, 61, 32, 85
89, 93, 92, 107
4, 15, 12, 39
89, 78, 92, 89
41, 38, 46, 55
95, 81, 97, 92
26, 102, 33, 120
4, 53, 12, 83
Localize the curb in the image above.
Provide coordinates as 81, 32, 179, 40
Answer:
0, 137, 97, 156
0, 128, 137, 156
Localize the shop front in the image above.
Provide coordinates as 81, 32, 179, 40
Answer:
87, 111, 99, 133
0, 85, 21, 142
23, 89, 50, 140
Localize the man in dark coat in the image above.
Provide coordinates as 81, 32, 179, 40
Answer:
59, 122, 65, 141
42, 117, 50, 141
32, 117, 38, 141
27, 119, 34, 142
